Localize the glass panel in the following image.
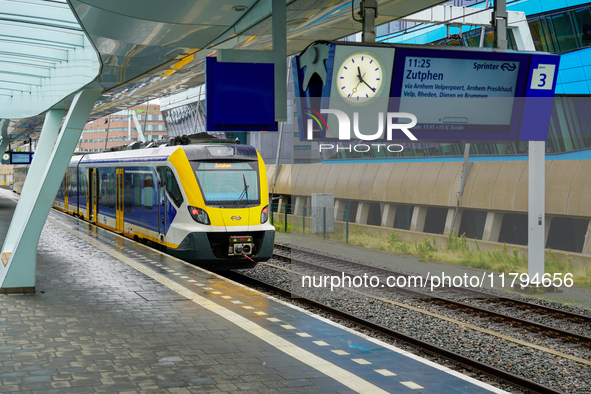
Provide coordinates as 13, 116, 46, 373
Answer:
125, 173, 132, 213
548, 12, 578, 51
144, 174, 153, 210
108, 173, 115, 209
192, 161, 260, 206
573, 8, 591, 47
529, 19, 551, 52
134, 174, 142, 208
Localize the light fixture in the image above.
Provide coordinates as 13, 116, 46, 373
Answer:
232, 5, 248, 11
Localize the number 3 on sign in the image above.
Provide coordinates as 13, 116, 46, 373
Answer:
530, 64, 556, 90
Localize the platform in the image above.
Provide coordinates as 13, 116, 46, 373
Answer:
0, 188, 507, 393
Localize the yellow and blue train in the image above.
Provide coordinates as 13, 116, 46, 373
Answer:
31, 143, 274, 269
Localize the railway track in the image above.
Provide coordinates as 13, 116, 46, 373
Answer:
272, 243, 591, 346
222, 242, 591, 393
222, 269, 563, 394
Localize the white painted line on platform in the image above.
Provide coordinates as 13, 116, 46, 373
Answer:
296, 333, 312, 338
49, 217, 392, 394
313, 341, 329, 346
351, 359, 371, 365
374, 369, 396, 376
332, 350, 350, 356
267, 318, 281, 322
401, 381, 424, 389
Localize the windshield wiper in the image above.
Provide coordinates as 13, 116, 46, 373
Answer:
234, 175, 249, 207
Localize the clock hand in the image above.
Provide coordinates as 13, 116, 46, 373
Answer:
361, 79, 376, 92
350, 72, 367, 96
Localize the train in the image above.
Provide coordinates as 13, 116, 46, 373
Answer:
16, 142, 275, 269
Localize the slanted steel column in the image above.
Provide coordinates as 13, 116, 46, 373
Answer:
0, 86, 101, 293
0, 120, 9, 156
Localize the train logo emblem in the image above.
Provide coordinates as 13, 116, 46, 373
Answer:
231, 216, 242, 221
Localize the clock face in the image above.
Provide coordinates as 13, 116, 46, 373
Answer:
336, 53, 384, 102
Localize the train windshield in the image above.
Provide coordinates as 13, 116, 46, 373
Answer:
191, 161, 260, 207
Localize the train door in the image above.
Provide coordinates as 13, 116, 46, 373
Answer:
116, 168, 124, 233
64, 170, 69, 212
157, 167, 167, 243
87, 169, 95, 222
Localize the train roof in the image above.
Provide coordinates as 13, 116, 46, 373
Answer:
74, 144, 258, 165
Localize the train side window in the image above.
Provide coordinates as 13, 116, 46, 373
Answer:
158, 167, 184, 207
144, 174, 154, 210
134, 174, 142, 208
101, 174, 108, 207
166, 168, 183, 207
124, 173, 132, 213
108, 173, 115, 209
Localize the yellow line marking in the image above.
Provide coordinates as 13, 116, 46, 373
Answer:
222, 296, 232, 299
254, 311, 267, 316
212, 291, 223, 295
261, 262, 591, 367
47, 218, 391, 394
375, 369, 396, 376
401, 381, 424, 390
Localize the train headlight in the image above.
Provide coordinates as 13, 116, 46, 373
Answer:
188, 206, 210, 225
260, 205, 269, 223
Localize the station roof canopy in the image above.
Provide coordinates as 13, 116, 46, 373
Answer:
1, 0, 448, 147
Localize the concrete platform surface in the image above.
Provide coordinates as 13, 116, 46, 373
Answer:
0, 189, 506, 393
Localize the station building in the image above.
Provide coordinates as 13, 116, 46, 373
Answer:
77, 104, 167, 152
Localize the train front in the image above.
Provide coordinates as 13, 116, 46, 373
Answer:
168, 144, 275, 269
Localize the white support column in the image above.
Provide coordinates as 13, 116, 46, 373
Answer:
0, 87, 102, 293
582, 220, 591, 255
482, 212, 504, 242
0, 119, 9, 155
355, 202, 370, 225
334, 199, 346, 220
444, 208, 462, 236
545, 215, 552, 246
528, 140, 545, 279
410, 206, 428, 232
277, 196, 288, 213
294, 196, 305, 217
382, 204, 397, 227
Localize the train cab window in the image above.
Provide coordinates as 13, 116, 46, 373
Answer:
191, 161, 260, 207
124, 174, 132, 213
144, 174, 154, 210
158, 167, 184, 207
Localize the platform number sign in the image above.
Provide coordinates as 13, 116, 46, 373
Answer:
530, 64, 556, 90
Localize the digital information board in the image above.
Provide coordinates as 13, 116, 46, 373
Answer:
10, 152, 32, 164
293, 43, 560, 142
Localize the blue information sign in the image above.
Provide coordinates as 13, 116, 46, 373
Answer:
293, 42, 560, 143
205, 57, 278, 132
